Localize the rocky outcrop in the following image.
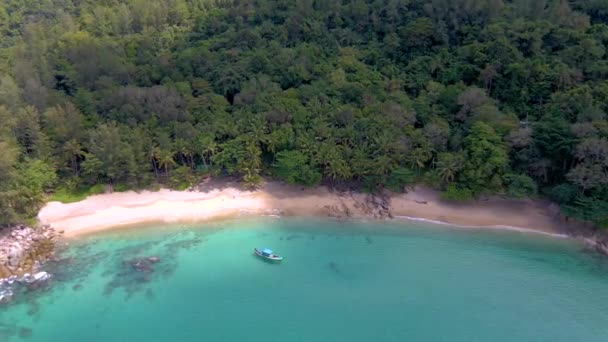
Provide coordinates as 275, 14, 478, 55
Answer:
587, 232, 608, 256
0, 225, 58, 279
325, 192, 393, 220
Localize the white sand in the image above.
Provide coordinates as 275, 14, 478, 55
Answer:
38, 180, 573, 237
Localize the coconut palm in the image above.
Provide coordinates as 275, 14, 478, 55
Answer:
157, 149, 176, 177
199, 136, 217, 167
407, 147, 432, 174
175, 139, 194, 169
148, 145, 161, 180
435, 152, 463, 183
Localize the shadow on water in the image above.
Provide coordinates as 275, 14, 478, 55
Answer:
285, 234, 301, 241
0, 322, 16, 340
327, 261, 341, 275
251, 254, 283, 266
102, 236, 206, 299
34, 228, 212, 304
0, 322, 32, 340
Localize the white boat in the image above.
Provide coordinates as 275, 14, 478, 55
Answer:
254, 248, 283, 261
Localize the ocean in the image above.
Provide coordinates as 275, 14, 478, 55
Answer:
1, 218, 608, 341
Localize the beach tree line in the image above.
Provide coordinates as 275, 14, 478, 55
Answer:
0, 0, 608, 227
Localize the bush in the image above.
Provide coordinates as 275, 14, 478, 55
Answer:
441, 184, 474, 201
275, 150, 322, 186
243, 172, 262, 189
544, 183, 578, 204
113, 183, 131, 192
562, 196, 608, 229
169, 166, 197, 190
504, 173, 538, 198
385, 167, 416, 192
362, 175, 383, 193
49, 183, 105, 203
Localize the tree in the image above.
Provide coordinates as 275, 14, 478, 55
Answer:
275, 150, 321, 186
2, 0, 608, 229
197, 134, 217, 167
63, 139, 84, 176
441, 183, 474, 202
567, 138, 608, 192
157, 149, 176, 177
86, 123, 130, 183
385, 167, 416, 192
504, 173, 538, 198
461, 122, 508, 193
435, 152, 464, 184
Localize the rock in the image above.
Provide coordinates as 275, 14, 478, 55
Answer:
19, 327, 32, 338
0, 289, 14, 305
7, 245, 24, 267
72, 284, 83, 291
19, 272, 52, 289
147, 257, 160, 263
596, 240, 608, 255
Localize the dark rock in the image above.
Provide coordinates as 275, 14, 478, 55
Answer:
19, 327, 32, 338
72, 284, 83, 291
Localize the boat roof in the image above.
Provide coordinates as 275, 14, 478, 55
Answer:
262, 248, 273, 254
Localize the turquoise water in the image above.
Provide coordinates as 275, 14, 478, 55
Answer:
1, 218, 608, 341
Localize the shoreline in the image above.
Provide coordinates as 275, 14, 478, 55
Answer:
38, 179, 580, 239
391, 215, 570, 238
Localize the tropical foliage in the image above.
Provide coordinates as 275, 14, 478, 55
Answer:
1, 0, 608, 227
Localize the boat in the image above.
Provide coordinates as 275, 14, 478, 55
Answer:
254, 248, 283, 261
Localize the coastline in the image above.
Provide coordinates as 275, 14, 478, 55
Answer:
38, 179, 578, 238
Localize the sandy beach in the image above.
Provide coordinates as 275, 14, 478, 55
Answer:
37, 179, 577, 237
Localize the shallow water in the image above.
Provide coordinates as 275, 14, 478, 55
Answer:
1, 218, 608, 341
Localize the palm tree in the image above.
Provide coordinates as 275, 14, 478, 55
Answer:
373, 155, 394, 177
326, 156, 352, 183
264, 132, 278, 161
175, 139, 194, 169
407, 147, 432, 174
435, 152, 463, 184
148, 145, 161, 180
157, 149, 176, 177
199, 136, 217, 167
248, 118, 266, 144
296, 131, 316, 161
350, 147, 371, 180
243, 139, 262, 171
372, 132, 393, 156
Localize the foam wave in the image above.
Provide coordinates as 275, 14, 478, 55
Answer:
392, 215, 569, 239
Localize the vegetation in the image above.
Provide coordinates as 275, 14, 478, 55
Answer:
1, 0, 608, 228
49, 184, 106, 203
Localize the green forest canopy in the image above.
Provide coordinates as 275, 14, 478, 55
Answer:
1, 0, 608, 227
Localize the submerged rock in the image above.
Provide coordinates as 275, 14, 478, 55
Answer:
127, 257, 159, 273
0, 287, 14, 305
19, 327, 32, 338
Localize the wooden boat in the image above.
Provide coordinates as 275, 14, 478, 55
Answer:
254, 248, 283, 261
